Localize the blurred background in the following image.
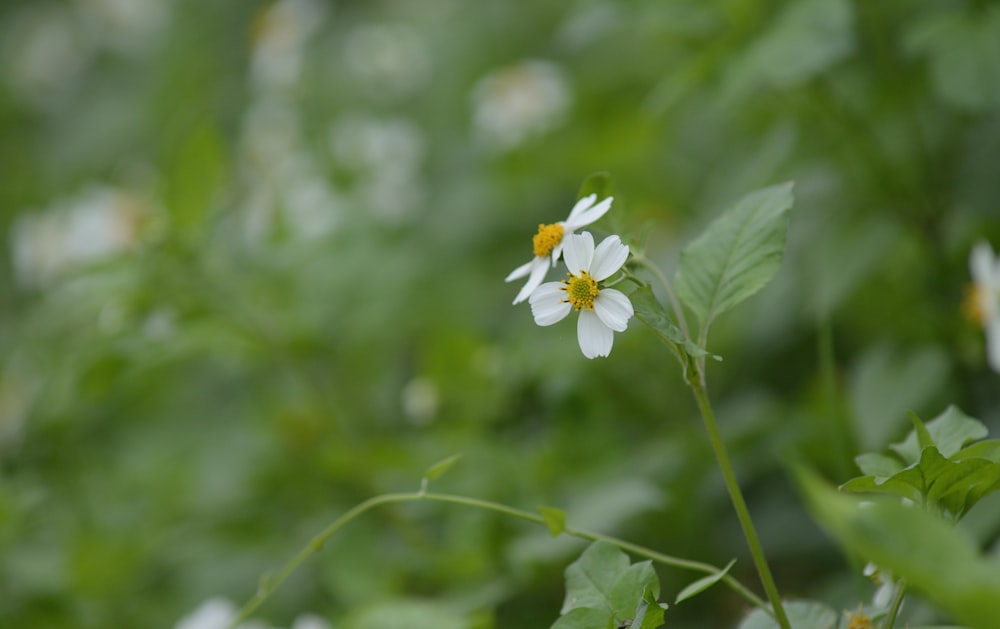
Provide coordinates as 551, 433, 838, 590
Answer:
1, 0, 999, 627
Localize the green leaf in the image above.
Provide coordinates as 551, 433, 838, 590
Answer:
561, 541, 631, 614
909, 411, 936, 453
550, 607, 611, 629
422, 454, 462, 482
737, 600, 838, 629
954, 440, 1000, 463
630, 285, 711, 359
903, 6, 1000, 112
540, 506, 567, 537
675, 183, 794, 333
674, 559, 735, 604
891, 406, 988, 463
854, 452, 904, 478
633, 591, 666, 629
608, 561, 660, 621
165, 120, 224, 240
576, 172, 614, 202
798, 468, 1000, 629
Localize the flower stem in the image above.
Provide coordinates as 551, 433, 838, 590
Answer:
884, 579, 907, 629
689, 379, 791, 629
230, 491, 768, 627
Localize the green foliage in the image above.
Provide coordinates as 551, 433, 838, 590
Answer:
800, 470, 1000, 629
737, 601, 838, 629
540, 507, 567, 537
577, 172, 614, 203
674, 559, 735, 605
554, 541, 665, 629
674, 183, 794, 338
841, 406, 1000, 520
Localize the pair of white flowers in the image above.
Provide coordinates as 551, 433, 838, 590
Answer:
505, 194, 633, 359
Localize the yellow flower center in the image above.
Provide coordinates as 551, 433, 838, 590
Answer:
532, 223, 564, 258
845, 611, 874, 629
563, 271, 599, 311
962, 283, 991, 327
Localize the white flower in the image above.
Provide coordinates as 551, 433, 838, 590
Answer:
965, 240, 1000, 372
529, 232, 633, 359
472, 59, 571, 152
505, 194, 613, 304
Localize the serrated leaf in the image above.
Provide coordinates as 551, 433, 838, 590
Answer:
798, 468, 1000, 629
540, 506, 567, 537
422, 454, 462, 482
675, 559, 736, 604
561, 541, 631, 614
608, 561, 660, 621
550, 606, 611, 629
892, 406, 988, 463
839, 474, 923, 503
576, 172, 614, 203
675, 183, 794, 333
854, 452, 904, 478
737, 600, 838, 629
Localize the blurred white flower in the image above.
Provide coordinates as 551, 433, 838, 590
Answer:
402, 377, 439, 426
965, 240, 1000, 372
529, 232, 633, 359
251, 0, 327, 90
472, 60, 571, 152
10, 185, 146, 287
344, 23, 431, 99
329, 113, 425, 176
290, 615, 332, 629
862, 562, 899, 611
505, 194, 613, 304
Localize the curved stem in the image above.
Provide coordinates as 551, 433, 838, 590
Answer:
631, 252, 690, 340
689, 380, 791, 629
883, 579, 907, 629
230, 491, 768, 626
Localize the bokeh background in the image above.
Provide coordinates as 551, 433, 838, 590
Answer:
2, 0, 999, 627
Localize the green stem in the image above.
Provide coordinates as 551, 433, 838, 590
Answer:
631, 252, 690, 340
689, 380, 791, 629
883, 579, 907, 629
230, 491, 768, 626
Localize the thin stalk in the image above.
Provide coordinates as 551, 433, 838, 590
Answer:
883, 580, 907, 629
631, 251, 690, 339
231, 491, 768, 626
689, 380, 791, 629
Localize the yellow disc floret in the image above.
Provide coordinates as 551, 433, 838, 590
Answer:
532, 223, 564, 258
844, 608, 874, 629
562, 271, 599, 311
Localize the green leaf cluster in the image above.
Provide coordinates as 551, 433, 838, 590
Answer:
552, 541, 667, 629
840, 406, 1000, 521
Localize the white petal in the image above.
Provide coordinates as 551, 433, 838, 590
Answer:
512, 258, 550, 304
530, 282, 572, 325
590, 235, 629, 281
565, 193, 597, 221
577, 310, 613, 358
562, 232, 595, 275
504, 259, 534, 282
987, 316, 1000, 373
564, 196, 613, 230
594, 289, 633, 332
970, 241, 995, 285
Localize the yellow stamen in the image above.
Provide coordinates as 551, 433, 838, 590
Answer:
562, 271, 599, 311
532, 223, 564, 258
844, 606, 874, 629
963, 283, 989, 327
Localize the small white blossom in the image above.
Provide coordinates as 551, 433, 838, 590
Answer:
505, 194, 612, 304
529, 232, 633, 359
966, 241, 1000, 372
472, 60, 570, 152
